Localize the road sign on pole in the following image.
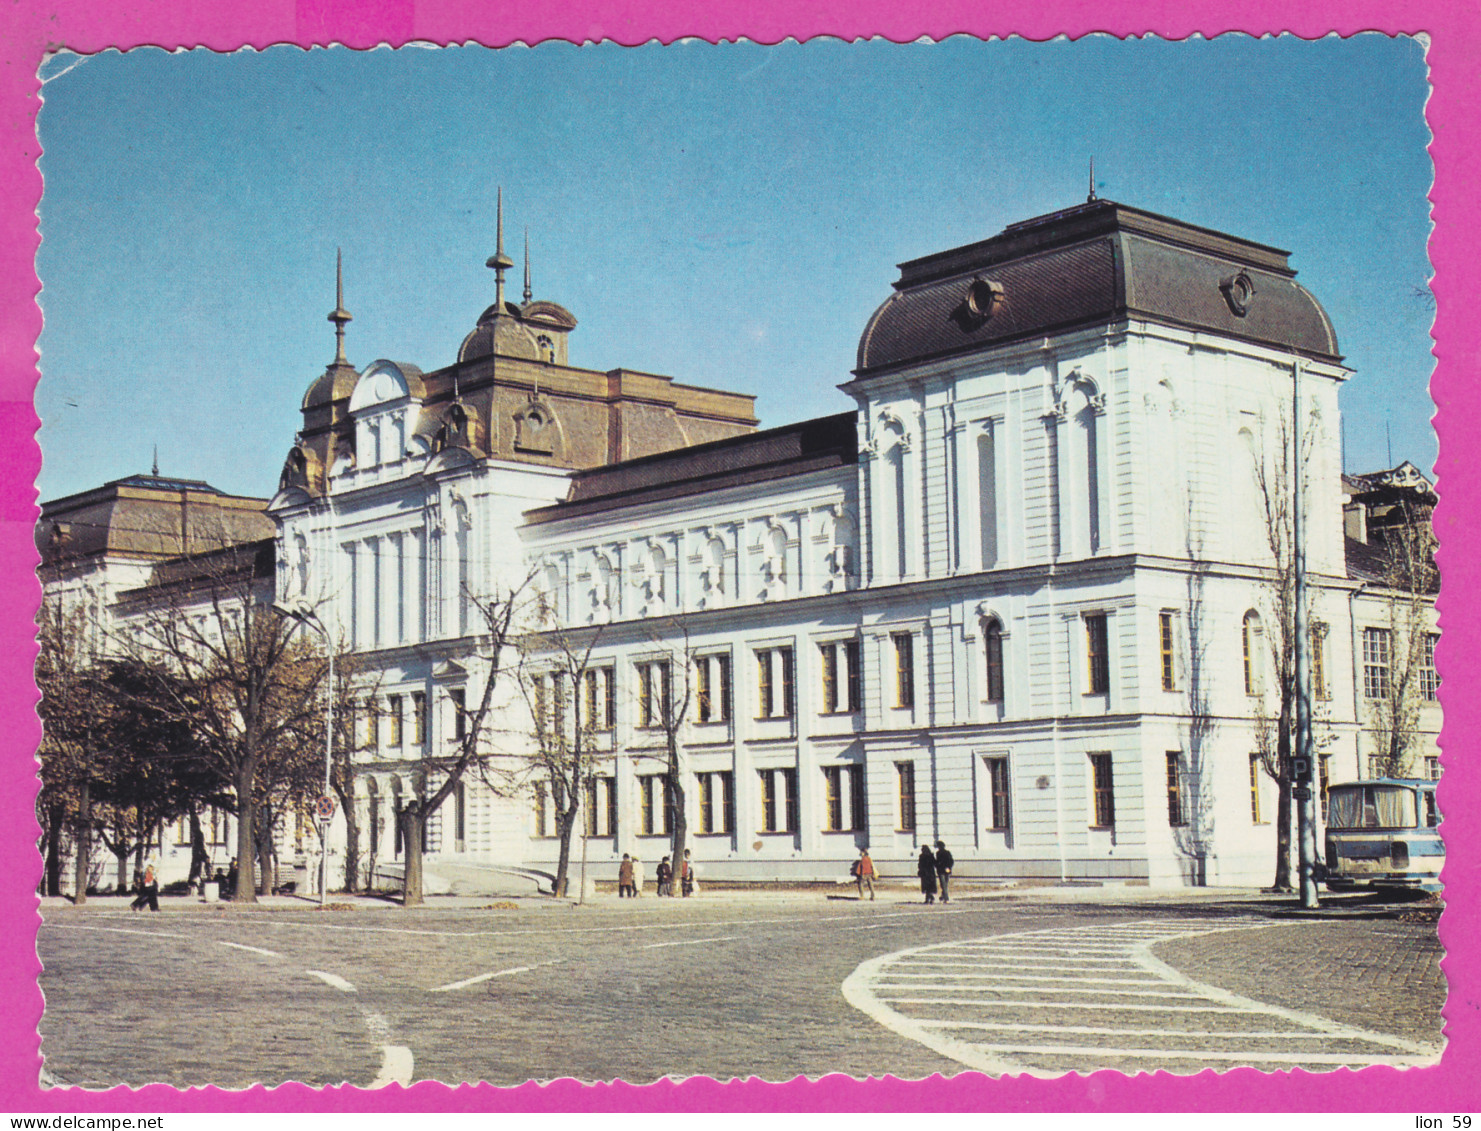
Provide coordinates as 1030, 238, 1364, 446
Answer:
316, 794, 337, 822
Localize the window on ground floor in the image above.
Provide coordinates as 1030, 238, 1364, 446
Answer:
895, 761, 916, 833
584, 774, 617, 837
1089, 752, 1115, 829
823, 764, 867, 832
758, 768, 798, 834
697, 771, 735, 835
1166, 751, 1187, 828
638, 773, 673, 837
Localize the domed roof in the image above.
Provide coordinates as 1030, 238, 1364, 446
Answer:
856, 200, 1341, 376
302, 361, 360, 411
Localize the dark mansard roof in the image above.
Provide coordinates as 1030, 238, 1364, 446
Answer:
855, 199, 1341, 376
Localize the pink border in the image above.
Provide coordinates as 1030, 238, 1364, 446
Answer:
3, 2, 1475, 1114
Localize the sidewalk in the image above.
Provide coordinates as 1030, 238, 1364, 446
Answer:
38, 880, 1426, 915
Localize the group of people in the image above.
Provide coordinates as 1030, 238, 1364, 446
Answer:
918, 841, 954, 903
852, 841, 954, 903
618, 849, 697, 897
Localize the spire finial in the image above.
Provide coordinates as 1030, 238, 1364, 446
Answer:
486, 187, 515, 310
151, 444, 159, 478
523, 227, 532, 305
1087, 157, 1097, 203
328, 247, 353, 366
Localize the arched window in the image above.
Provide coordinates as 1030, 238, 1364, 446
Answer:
1242, 610, 1265, 696
984, 619, 1005, 703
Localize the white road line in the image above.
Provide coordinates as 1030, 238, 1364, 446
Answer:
842, 925, 884, 931
42, 923, 189, 940
306, 970, 357, 992
846, 916, 1441, 1076
361, 1010, 414, 1088
956, 1042, 1432, 1066
872, 983, 1201, 999
368, 1045, 415, 1088
643, 935, 738, 949
876, 997, 1247, 1012
918, 1020, 1397, 1041
218, 941, 281, 958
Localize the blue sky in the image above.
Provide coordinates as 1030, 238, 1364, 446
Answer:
34, 34, 1435, 502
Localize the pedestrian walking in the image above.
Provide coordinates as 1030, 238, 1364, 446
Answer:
632, 856, 645, 897
618, 853, 636, 898
934, 840, 954, 904
130, 863, 159, 912
681, 849, 696, 897
854, 848, 876, 901
917, 845, 937, 905
656, 856, 673, 897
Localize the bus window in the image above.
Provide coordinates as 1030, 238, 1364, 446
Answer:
1424, 790, 1439, 828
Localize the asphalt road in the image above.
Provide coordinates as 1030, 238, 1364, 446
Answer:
34, 888, 1445, 1089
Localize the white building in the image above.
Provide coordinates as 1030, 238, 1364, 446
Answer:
42, 196, 1440, 893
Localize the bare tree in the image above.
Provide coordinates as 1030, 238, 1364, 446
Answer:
1249, 409, 1331, 892
1366, 498, 1439, 777
645, 619, 698, 880
519, 623, 603, 899
395, 575, 531, 907
116, 542, 327, 903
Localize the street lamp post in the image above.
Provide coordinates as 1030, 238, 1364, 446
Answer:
274, 601, 333, 906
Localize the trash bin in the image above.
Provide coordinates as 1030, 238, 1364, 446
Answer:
203, 881, 219, 902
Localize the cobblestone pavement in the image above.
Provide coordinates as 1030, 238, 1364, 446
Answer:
843, 917, 1443, 1076
35, 889, 1445, 1090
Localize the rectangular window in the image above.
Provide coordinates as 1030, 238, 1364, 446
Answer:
1089, 752, 1115, 829
1250, 755, 1264, 824
893, 632, 915, 709
695, 655, 731, 723
1425, 756, 1441, 781
1159, 612, 1176, 692
639, 774, 672, 836
411, 692, 426, 745
1311, 624, 1329, 701
986, 756, 1011, 831
583, 775, 616, 837
821, 641, 862, 714
821, 643, 838, 714
845, 640, 862, 711
1086, 614, 1109, 695
454, 782, 466, 849
783, 768, 799, 833
582, 667, 615, 731
756, 648, 794, 719
697, 771, 734, 835
386, 695, 403, 747
1363, 627, 1392, 700
533, 782, 548, 838
824, 765, 843, 831
450, 688, 466, 741
697, 658, 712, 722
1166, 751, 1186, 828
759, 769, 778, 832
1420, 633, 1440, 701
896, 761, 916, 833
363, 699, 379, 749
824, 765, 866, 831
638, 661, 671, 728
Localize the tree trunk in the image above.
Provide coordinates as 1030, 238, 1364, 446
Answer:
44, 799, 64, 897
401, 804, 424, 906
256, 805, 276, 896
1270, 698, 1293, 892
72, 779, 89, 905
114, 848, 128, 894
233, 770, 257, 904
342, 807, 360, 894
669, 773, 689, 884
553, 805, 577, 898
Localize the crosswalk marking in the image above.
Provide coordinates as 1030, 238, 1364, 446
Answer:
843, 917, 1443, 1077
